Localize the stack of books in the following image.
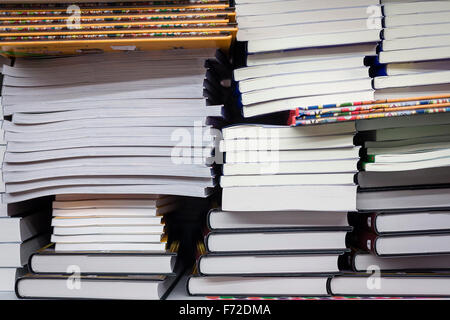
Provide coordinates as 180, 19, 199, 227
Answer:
327, 94, 450, 297
15, 194, 184, 300
1, 57, 52, 294
287, 0, 450, 126
187, 122, 358, 297
1, 48, 226, 203
0, 198, 51, 293
232, 0, 382, 118
0, 0, 236, 57
219, 123, 358, 211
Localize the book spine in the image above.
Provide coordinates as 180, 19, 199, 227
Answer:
348, 212, 379, 235
348, 230, 378, 254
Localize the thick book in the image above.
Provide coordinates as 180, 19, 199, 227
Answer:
342, 252, 450, 272
0, 234, 49, 267
348, 210, 450, 234
223, 185, 357, 212
187, 275, 330, 297
0, 210, 51, 242
15, 274, 178, 300
207, 209, 350, 230
29, 247, 177, 275
205, 229, 349, 253
349, 231, 450, 256
357, 187, 450, 211
197, 252, 344, 276
357, 168, 450, 188
0, 267, 26, 292
329, 273, 450, 297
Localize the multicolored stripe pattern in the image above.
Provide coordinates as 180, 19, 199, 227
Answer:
289, 95, 450, 126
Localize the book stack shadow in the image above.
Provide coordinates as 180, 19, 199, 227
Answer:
187, 123, 359, 297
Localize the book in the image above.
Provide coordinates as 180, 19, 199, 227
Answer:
374, 71, 450, 90
0, 210, 51, 242
237, 6, 382, 30
357, 187, 450, 211
187, 275, 330, 297
29, 247, 177, 275
383, 1, 450, 15
207, 210, 350, 230
359, 123, 450, 141
0, 234, 49, 267
16, 274, 178, 300
0, 267, 25, 292
329, 273, 450, 297
349, 210, 450, 234
205, 230, 349, 253
384, 11, 450, 28
383, 23, 450, 40
235, 0, 380, 16
379, 45, 450, 64
344, 252, 450, 272
247, 29, 381, 53
350, 231, 450, 256
223, 185, 357, 212
197, 252, 343, 276
220, 173, 356, 188
0, 2, 236, 57
357, 167, 450, 188
245, 44, 377, 67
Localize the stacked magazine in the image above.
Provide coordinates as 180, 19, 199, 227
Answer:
233, 0, 382, 118
1, 49, 226, 202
